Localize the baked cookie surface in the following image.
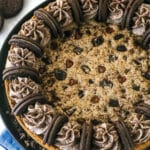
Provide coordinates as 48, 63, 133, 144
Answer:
2, 0, 150, 150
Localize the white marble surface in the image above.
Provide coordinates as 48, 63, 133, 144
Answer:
0, 0, 46, 144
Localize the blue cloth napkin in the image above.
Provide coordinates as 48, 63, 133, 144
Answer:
0, 129, 24, 150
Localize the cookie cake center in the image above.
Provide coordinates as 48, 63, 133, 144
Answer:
41, 21, 149, 122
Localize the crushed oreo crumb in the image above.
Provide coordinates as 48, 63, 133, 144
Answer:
81, 65, 91, 74
42, 56, 52, 65
92, 36, 104, 47
114, 34, 124, 40
109, 99, 119, 107
116, 45, 127, 52
78, 90, 84, 98
73, 46, 83, 55
100, 79, 113, 88
109, 55, 118, 62
89, 79, 94, 84
132, 84, 140, 91
54, 69, 67, 81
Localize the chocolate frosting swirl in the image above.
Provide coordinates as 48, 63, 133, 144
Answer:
55, 121, 81, 150
132, 3, 150, 36
6, 47, 37, 69
127, 114, 150, 144
47, 0, 73, 27
9, 77, 40, 103
20, 18, 51, 47
80, 0, 99, 20
108, 0, 128, 24
93, 123, 121, 150
23, 102, 54, 135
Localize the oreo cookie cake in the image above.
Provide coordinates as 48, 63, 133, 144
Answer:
2, 0, 150, 150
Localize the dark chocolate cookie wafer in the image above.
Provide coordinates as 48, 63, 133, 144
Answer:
135, 103, 150, 118
97, 0, 109, 22
79, 122, 93, 150
144, 0, 150, 3
3, 66, 40, 82
9, 35, 43, 57
142, 28, 150, 49
13, 93, 45, 115
68, 0, 83, 25
0, 12, 4, 31
43, 114, 68, 145
3, 0, 23, 18
121, 0, 144, 29
34, 8, 62, 38
114, 120, 134, 150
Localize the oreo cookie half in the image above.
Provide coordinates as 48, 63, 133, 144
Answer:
9, 35, 43, 57
3, 66, 40, 82
121, 0, 144, 29
43, 114, 68, 145
68, 0, 83, 25
34, 8, 62, 38
13, 93, 45, 115
79, 122, 93, 150
142, 28, 150, 49
3, 0, 23, 18
97, 0, 109, 22
144, 0, 150, 3
135, 103, 150, 118
114, 120, 134, 150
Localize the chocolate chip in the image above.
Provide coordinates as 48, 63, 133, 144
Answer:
66, 59, 74, 68
132, 84, 140, 91
98, 65, 106, 73
91, 96, 100, 103
42, 56, 52, 65
69, 79, 78, 86
109, 55, 118, 62
73, 46, 83, 55
89, 79, 94, 84
116, 45, 127, 52
81, 65, 91, 74
118, 75, 126, 84
54, 69, 67, 81
114, 34, 124, 40
109, 99, 119, 107
91, 36, 104, 47
99, 79, 113, 88
78, 90, 84, 98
